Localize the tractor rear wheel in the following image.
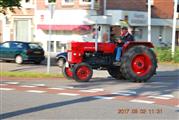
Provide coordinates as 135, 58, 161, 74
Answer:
73, 63, 93, 82
107, 66, 126, 80
62, 65, 73, 80
120, 46, 157, 82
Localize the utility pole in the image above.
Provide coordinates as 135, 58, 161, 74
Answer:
47, 2, 55, 73
148, 0, 151, 42
172, 0, 177, 57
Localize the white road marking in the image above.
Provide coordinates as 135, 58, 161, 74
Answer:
58, 93, 79, 96
117, 90, 137, 94
148, 96, 171, 100
26, 90, 46, 93
48, 87, 64, 90
93, 96, 114, 100
5, 82, 19, 85
130, 99, 154, 104
20, 85, 36, 88
63, 86, 74, 89
148, 94, 174, 100
80, 90, 99, 93
0, 88, 14, 91
112, 90, 136, 96
160, 94, 174, 98
90, 88, 104, 91
32, 84, 46, 86
112, 92, 131, 96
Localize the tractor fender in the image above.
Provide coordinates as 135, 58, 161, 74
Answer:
122, 41, 154, 53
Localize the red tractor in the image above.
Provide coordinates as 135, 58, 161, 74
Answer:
62, 41, 157, 82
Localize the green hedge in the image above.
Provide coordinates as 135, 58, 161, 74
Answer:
155, 47, 179, 63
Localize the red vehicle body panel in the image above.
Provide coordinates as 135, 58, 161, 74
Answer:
122, 41, 154, 53
68, 41, 154, 64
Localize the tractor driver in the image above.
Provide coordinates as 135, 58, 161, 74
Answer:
115, 26, 134, 63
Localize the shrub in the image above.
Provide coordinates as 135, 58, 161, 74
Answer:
154, 47, 179, 63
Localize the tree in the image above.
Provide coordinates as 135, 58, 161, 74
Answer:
0, 0, 21, 14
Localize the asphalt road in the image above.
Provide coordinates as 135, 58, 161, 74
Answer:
0, 62, 179, 120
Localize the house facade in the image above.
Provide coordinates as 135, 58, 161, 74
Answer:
0, 0, 178, 54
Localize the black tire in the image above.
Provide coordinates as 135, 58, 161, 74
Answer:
62, 65, 73, 80
34, 61, 41, 64
15, 55, 23, 64
107, 66, 126, 80
120, 46, 157, 82
57, 58, 65, 67
73, 62, 93, 82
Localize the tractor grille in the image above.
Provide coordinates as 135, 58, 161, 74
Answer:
68, 52, 72, 62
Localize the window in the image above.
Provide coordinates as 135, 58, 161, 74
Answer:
64, 0, 74, 3
47, 41, 54, 52
62, 0, 74, 5
80, 0, 99, 6
80, 0, 91, 5
28, 43, 42, 49
1, 42, 10, 48
56, 41, 66, 52
11, 42, 25, 49
21, 0, 34, 8
134, 28, 143, 39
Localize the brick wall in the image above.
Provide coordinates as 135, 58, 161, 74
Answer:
107, 0, 147, 11
106, 0, 173, 19
152, 0, 173, 19
36, 0, 174, 18
37, 0, 97, 10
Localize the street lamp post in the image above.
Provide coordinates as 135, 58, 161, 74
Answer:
148, 0, 151, 42
172, 0, 177, 57
47, 2, 55, 73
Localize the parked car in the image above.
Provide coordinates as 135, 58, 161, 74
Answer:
56, 52, 67, 67
0, 41, 45, 64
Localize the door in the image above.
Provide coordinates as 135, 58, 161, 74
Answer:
14, 20, 30, 42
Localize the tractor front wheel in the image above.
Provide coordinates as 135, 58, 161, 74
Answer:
62, 65, 73, 80
120, 46, 157, 82
73, 63, 93, 82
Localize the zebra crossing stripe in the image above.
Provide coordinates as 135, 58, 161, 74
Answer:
20, 85, 36, 88
130, 99, 154, 104
0, 88, 14, 91
148, 94, 174, 100
26, 90, 46, 93
58, 93, 79, 96
48, 87, 64, 90
31, 84, 46, 87
4, 82, 18, 84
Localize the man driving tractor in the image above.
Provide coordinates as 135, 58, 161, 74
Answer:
115, 26, 134, 63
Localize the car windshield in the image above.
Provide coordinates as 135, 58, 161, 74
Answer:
28, 43, 42, 49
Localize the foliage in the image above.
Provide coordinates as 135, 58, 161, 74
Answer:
155, 47, 179, 63
0, 0, 21, 14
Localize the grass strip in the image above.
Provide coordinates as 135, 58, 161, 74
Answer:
0, 72, 63, 78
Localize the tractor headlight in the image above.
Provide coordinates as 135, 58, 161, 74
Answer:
67, 42, 71, 50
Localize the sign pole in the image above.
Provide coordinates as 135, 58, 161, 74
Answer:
47, 3, 55, 73
148, 0, 151, 42
172, 0, 177, 57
